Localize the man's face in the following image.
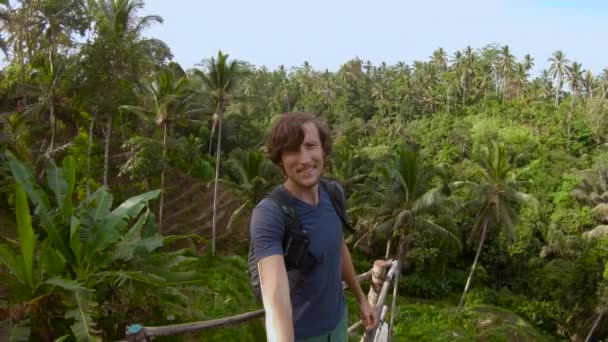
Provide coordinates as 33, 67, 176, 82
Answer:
280, 122, 324, 189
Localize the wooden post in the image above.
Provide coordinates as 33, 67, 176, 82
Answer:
373, 306, 389, 342
367, 260, 388, 307
362, 260, 390, 342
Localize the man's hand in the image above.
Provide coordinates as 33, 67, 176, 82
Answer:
358, 298, 379, 330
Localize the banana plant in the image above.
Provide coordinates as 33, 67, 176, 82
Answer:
1, 151, 208, 341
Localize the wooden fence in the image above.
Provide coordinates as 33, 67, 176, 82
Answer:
123, 259, 400, 342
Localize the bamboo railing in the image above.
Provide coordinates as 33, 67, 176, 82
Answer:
123, 259, 400, 342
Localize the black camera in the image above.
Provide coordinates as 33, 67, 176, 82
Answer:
283, 228, 317, 273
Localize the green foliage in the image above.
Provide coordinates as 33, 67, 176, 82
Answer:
401, 273, 458, 299
465, 287, 498, 306
222, 148, 281, 231
1, 2, 608, 337
0, 152, 216, 340
392, 303, 553, 341
119, 136, 163, 183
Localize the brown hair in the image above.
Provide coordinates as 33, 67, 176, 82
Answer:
266, 112, 332, 165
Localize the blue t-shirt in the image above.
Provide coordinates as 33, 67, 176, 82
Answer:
250, 185, 346, 339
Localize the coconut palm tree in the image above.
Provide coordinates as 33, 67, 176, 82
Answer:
572, 165, 608, 238
87, 0, 167, 188
221, 149, 280, 232
512, 63, 529, 101
363, 146, 461, 264
430, 47, 448, 72
523, 54, 535, 72
350, 146, 462, 336
599, 69, 608, 102
498, 45, 515, 100
19, 54, 69, 156
567, 61, 584, 107
457, 142, 531, 309
459, 46, 477, 105
120, 62, 201, 232
548, 50, 570, 107
194, 50, 246, 256
582, 70, 595, 99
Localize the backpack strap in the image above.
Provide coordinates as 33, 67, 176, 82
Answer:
267, 185, 301, 236
319, 178, 355, 234
267, 185, 316, 273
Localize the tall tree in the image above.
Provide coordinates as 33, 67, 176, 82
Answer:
582, 70, 595, 99
498, 45, 515, 100
457, 142, 531, 309
523, 54, 535, 72
567, 61, 584, 107
364, 147, 460, 269
82, 0, 168, 188
458, 46, 477, 105
194, 50, 245, 256
19, 54, 70, 157
120, 62, 199, 232
430, 47, 448, 72
548, 50, 570, 107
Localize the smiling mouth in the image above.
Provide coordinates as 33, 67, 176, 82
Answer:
298, 166, 316, 173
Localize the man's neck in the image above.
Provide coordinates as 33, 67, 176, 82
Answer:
283, 178, 320, 206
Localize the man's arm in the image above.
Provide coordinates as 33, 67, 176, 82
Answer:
340, 241, 378, 330
258, 255, 294, 342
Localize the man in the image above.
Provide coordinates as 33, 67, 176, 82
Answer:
250, 112, 378, 341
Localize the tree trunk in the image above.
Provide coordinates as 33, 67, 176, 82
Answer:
208, 114, 217, 154
567, 110, 572, 149
49, 100, 56, 154
585, 309, 604, 342
458, 219, 489, 310
385, 237, 392, 259
103, 115, 113, 188
601, 87, 608, 103
555, 81, 560, 107
211, 108, 224, 256
85, 112, 96, 197
159, 122, 168, 233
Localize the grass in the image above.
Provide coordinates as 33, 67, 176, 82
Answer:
390, 297, 558, 342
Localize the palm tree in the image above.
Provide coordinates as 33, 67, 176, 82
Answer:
572, 165, 608, 238
364, 146, 461, 266
120, 62, 199, 232
523, 54, 535, 72
19, 54, 69, 157
88, 0, 167, 188
328, 145, 369, 198
599, 69, 608, 102
194, 50, 246, 256
430, 47, 448, 72
352, 147, 461, 335
498, 45, 515, 100
563, 61, 584, 147
582, 70, 595, 99
548, 50, 570, 107
221, 149, 280, 232
512, 63, 529, 101
567, 61, 584, 107
459, 46, 477, 105
457, 142, 531, 309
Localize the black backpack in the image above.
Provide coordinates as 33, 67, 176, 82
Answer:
248, 179, 354, 301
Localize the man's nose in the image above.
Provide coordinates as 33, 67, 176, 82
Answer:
298, 147, 312, 163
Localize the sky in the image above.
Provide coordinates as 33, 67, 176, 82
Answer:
141, 0, 607, 76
